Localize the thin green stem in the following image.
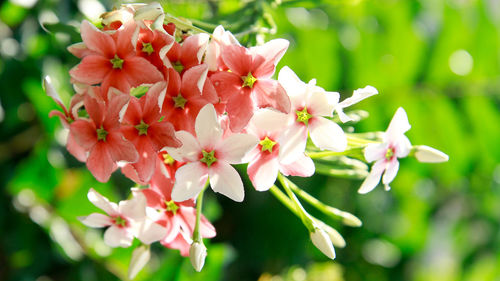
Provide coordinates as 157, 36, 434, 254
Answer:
307, 150, 348, 159
192, 180, 210, 242
277, 173, 314, 231
269, 185, 299, 216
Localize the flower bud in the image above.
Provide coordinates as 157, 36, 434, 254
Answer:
414, 145, 449, 163
128, 245, 150, 279
310, 227, 336, 259
134, 2, 164, 21
189, 241, 207, 272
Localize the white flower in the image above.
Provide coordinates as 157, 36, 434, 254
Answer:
79, 188, 167, 247
165, 104, 258, 202
358, 107, 412, 194
189, 241, 207, 272
278, 66, 347, 164
414, 145, 449, 163
335, 85, 378, 123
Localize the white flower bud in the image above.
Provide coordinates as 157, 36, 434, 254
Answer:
128, 245, 150, 280
189, 241, 207, 272
414, 145, 449, 163
310, 227, 336, 259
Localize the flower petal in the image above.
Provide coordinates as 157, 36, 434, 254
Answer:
358, 159, 385, 194
107, 131, 139, 163
87, 142, 117, 182
135, 219, 168, 244
221, 44, 251, 76
251, 39, 289, 78
382, 159, 399, 185
87, 188, 119, 215
195, 104, 222, 149
171, 162, 208, 202
338, 85, 378, 109
307, 89, 339, 117
364, 143, 387, 163
280, 153, 315, 177
247, 154, 279, 191
309, 117, 347, 152
69, 55, 111, 85
386, 107, 411, 141
253, 79, 291, 114
209, 162, 244, 202
278, 123, 308, 165
165, 131, 200, 162
70, 119, 97, 150
104, 225, 133, 248
80, 20, 116, 57
216, 133, 258, 164
79, 213, 112, 227
123, 56, 163, 86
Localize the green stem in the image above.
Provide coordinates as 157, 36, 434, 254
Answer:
269, 185, 299, 216
192, 180, 210, 242
307, 150, 348, 159
277, 173, 314, 232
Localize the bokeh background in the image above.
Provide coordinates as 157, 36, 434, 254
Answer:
1, 0, 500, 280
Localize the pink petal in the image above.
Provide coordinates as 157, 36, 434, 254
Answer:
209, 71, 242, 103
67, 132, 88, 162
309, 117, 347, 152
87, 188, 119, 215
131, 137, 157, 183
67, 42, 94, 58
195, 104, 222, 149
142, 81, 167, 121
247, 153, 279, 191
101, 70, 132, 94
280, 153, 315, 177
209, 161, 244, 202
253, 79, 290, 114
106, 131, 139, 163
149, 121, 181, 151
104, 225, 133, 248
141, 188, 164, 209
122, 96, 142, 125
113, 21, 136, 56
216, 133, 258, 164
251, 39, 289, 78
83, 93, 105, 125
124, 56, 163, 86
180, 33, 210, 69
80, 20, 116, 57
70, 119, 97, 150
69, 55, 111, 85
87, 142, 116, 182
104, 94, 130, 129
358, 159, 386, 194
221, 44, 251, 76
171, 162, 208, 202
278, 123, 308, 165
226, 90, 254, 132
166, 131, 201, 162
181, 64, 208, 95
79, 213, 112, 227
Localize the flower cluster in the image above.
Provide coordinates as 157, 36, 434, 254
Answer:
45, 3, 448, 277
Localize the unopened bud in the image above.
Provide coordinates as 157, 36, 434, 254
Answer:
340, 212, 363, 227
189, 241, 207, 272
310, 227, 336, 259
128, 245, 150, 279
414, 145, 449, 163
134, 2, 164, 21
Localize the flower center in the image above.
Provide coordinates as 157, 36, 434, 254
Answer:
385, 148, 394, 161
296, 107, 312, 125
173, 61, 184, 73
110, 54, 124, 69
200, 150, 217, 168
165, 200, 179, 215
113, 216, 127, 228
173, 93, 187, 109
96, 126, 108, 141
163, 153, 175, 165
135, 120, 149, 136
260, 136, 276, 153
141, 42, 154, 55
241, 72, 257, 88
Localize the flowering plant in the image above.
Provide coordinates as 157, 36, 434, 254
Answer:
44, 2, 448, 278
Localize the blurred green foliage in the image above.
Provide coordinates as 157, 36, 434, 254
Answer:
1, 0, 500, 280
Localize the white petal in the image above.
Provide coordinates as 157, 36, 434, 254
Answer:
309, 117, 347, 152
104, 226, 133, 248
278, 66, 307, 98
87, 188, 119, 216
280, 154, 315, 177
358, 160, 385, 194
172, 162, 208, 202
382, 159, 399, 185
307, 89, 339, 117
279, 124, 308, 164
335, 107, 352, 123
119, 192, 147, 222
209, 162, 244, 202
248, 108, 290, 134
217, 133, 258, 164
248, 156, 279, 191
128, 245, 151, 280
338, 85, 378, 108
414, 145, 449, 163
195, 104, 222, 149
78, 213, 112, 228
165, 131, 200, 162
364, 143, 387, 163
310, 227, 336, 259
394, 135, 412, 158
135, 219, 168, 245
386, 107, 411, 140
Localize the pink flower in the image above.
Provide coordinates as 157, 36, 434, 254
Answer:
245, 109, 314, 191
278, 66, 347, 164
70, 93, 138, 182
210, 39, 291, 132
205, 25, 239, 72
161, 64, 219, 133
79, 188, 167, 247
166, 33, 210, 73
120, 82, 180, 183
165, 104, 258, 202
138, 156, 216, 256
69, 20, 163, 95
358, 107, 412, 194
135, 25, 175, 73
